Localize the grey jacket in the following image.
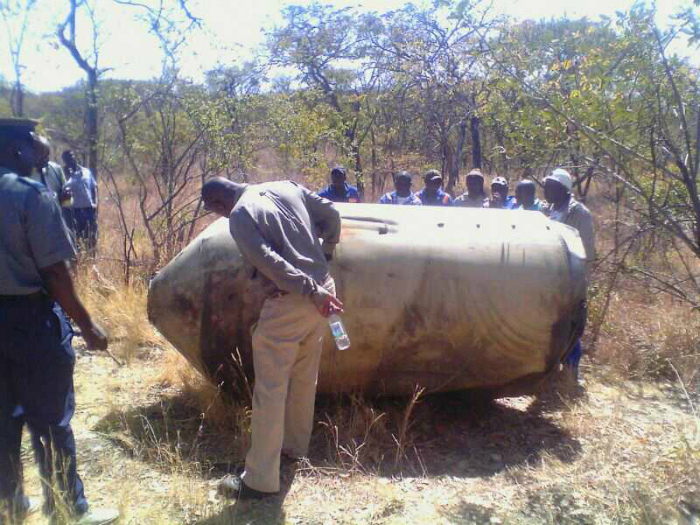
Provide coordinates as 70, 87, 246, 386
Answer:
228, 181, 341, 296
549, 198, 596, 266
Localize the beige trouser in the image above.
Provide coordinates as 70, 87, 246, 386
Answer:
241, 278, 335, 493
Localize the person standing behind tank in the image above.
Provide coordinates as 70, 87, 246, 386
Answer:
544, 168, 596, 380
454, 169, 489, 208
62, 150, 98, 257
201, 177, 344, 500
378, 171, 422, 205
0, 120, 118, 525
317, 165, 361, 203
488, 176, 517, 209
32, 136, 72, 209
514, 179, 544, 212
416, 170, 453, 206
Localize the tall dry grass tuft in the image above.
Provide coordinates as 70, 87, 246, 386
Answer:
73, 264, 159, 364
593, 285, 700, 396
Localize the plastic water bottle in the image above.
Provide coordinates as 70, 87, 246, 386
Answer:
328, 314, 350, 350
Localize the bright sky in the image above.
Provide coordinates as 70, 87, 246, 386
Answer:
0, 0, 695, 93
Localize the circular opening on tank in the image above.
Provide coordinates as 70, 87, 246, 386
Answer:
511, 224, 516, 229
476, 224, 481, 228
546, 226, 551, 230
437, 222, 445, 228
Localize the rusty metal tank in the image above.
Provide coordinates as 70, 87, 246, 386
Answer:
147, 203, 588, 398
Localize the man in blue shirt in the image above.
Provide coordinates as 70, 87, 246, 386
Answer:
416, 170, 453, 206
514, 179, 544, 212
489, 176, 517, 209
62, 150, 98, 257
317, 166, 361, 203
378, 171, 421, 205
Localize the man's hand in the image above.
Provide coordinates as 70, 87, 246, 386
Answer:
81, 321, 109, 351
311, 286, 344, 317
59, 187, 72, 201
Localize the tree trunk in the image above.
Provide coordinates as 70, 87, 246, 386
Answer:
11, 81, 24, 117
86, 70, 99, 179
471, 115, 482, 170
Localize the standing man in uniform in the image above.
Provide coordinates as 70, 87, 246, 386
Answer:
201, 177, 344, 500
0, 120, 119, 525
378, 171, 421, 205
317, 165, 361, 203
62, 150, 98, 257
454, 169, 488, 208
544, 168, 596, 379
416, 170, 453, 206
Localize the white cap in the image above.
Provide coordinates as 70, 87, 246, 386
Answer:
545, 168, 573, 192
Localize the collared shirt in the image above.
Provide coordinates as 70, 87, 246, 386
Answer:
378, 191, 422, 205
454, 193, 488, 208
515, 198, 544, 212
229, 181, 341, 297
0, 168, 75, 295
416, 188, 453, 206
318, 183, 361, 203
546, 198, 596, 264
65, 165, 97, 209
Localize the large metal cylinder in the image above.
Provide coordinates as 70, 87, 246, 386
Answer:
148, 203, 588, 397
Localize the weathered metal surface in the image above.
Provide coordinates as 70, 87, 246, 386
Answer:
148, 203, 588, 397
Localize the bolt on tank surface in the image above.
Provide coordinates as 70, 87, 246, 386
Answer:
148, 203, 587, 398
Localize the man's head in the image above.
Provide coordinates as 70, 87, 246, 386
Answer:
330, 165, 346, 189
202, 176, 247, 217
34, 135, 51, 170
465, 169, 484, 197
544, 168, 572, 206
423, 169, 443, 196
393, 171, 412, 197
0, 118, 39, 178
490, 176, 509, 201
62, 150, 80, 171
515, 179, 537, 209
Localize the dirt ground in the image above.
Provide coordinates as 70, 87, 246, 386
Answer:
19, 342, 700, 525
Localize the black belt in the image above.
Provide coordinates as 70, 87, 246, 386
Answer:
0, 291, 46, 304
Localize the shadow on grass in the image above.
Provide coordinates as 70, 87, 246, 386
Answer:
94, 384, 582, 488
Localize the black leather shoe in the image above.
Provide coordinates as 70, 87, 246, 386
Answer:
217, 476, 277, 500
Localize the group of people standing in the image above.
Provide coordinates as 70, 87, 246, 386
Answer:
318, 165, 595, 271
32, 143, 98, 257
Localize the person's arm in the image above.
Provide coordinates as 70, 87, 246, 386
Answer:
231, 209, 318, 296
26, 190, 107, 349
39, 261, 107, 350
303, 187, 341, 258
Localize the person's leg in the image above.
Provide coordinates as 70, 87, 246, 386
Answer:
282, 280, 334, 458
241, 296, 305, 493
0, 300, 34, 522
0, 356, 26, 521
21, 302, 87, 517
564, 339, 583, 380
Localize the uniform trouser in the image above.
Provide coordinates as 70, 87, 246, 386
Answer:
64, 208, 97, 256
564, 339, 583, 378
241, 278, 335, 493
0, 295, 88, 520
